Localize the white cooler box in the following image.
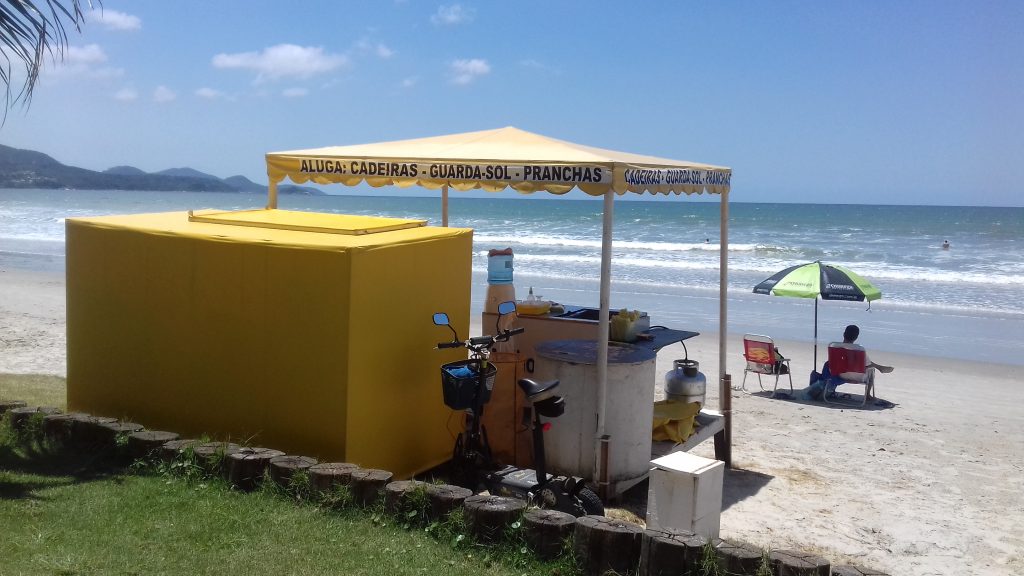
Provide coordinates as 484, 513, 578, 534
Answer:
646, 451, 725, 539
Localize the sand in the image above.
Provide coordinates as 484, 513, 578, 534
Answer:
1, 267, 1021, 576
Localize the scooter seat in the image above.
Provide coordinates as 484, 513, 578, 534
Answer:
517, 378, 559, 402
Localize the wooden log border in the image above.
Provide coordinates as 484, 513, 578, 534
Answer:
425, 483, 472, 521
463, 495, 527, 544
127, 430, 180, 460
308, 462, 360, 498
349, 468, 394, 507
96, 421, 145, 449
0, 405, 892, 575
522, 509, 575, 560
227, 447, 285, 491
159, 438, 201, 463
639, 527, 707, 576
8, 406, 61, 431
770, 548, 831, 576
383, 480, 429, 518
573, 514, 644, 576
0, 400, 28, 414
193, 441, 242, 476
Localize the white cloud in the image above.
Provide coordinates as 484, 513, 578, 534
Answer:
519, 59, 559, 74
401, 76, 418, 88
90, 9, 141, 31
114, 87, 137, 101
449, 58, 489, 85
431, 4, 474, 26
282, 87, 308, 98
355, 38, 395, 60
153, 85, 176, 103
43, 44, 122, 79
67, 44, 107, 65
212, 44, 349, 82
195, 87, 227, 100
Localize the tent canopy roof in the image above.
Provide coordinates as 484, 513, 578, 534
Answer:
266, 126, 731, 196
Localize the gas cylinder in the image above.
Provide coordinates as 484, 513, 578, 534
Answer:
665, 359, 707, 405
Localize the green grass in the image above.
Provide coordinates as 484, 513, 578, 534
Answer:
0, 373, 66, 409
0, 423, 577, 576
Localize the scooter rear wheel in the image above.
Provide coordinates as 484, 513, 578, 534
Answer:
575, 487, 604, 516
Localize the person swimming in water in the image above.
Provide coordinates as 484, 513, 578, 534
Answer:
942, 240, 950, 250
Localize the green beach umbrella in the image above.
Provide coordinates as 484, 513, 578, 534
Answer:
753, 261, 882, 367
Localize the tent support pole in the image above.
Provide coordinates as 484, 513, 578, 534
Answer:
267, 180, 278, 209
442, 184, 449, 227
813, 297, 819, 368
719, 188, 731, 467
595, 188, 614, 498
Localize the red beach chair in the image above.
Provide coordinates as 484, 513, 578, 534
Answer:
741, 334, 793, 398
825, 344, 873, 406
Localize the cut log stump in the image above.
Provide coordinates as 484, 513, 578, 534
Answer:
464, 495, 527, 544
69, 414, 117, 448
43, 412, 84, 443
308, 462, 360, 496
9, 406, 61, 431
194, 441, 243, 475
426, 484, 472, 521
831, 565, 890, 576
127, 430, 180, 460
269, 455, 318, 490
770, 549, 830, 576
0, 400, 28, 415
227, 447, 285, 491
160, 438, 201, 463
96, 421, 144, 448
383, 480, 429, 517
713, 538, 764, 576
349, 468, 394, 507
573, 515, 644, 576
523, 509, 576, 560
639, 528, 708, 576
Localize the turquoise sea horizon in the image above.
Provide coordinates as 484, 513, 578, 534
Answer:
2, 188, 1022, 366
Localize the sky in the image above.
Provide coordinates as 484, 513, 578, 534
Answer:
1, 0, 1022, 206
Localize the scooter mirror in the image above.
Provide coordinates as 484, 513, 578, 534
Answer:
497, 301, 517, 316
432, 312, 450, 326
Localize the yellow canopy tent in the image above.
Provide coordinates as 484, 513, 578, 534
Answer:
265, 126, 734, 469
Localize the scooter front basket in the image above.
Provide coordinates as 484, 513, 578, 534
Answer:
440, 359, 496, 410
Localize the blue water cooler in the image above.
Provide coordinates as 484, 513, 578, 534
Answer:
485, 248, 516, 313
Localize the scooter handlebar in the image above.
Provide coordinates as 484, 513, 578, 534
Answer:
469, 335, 495, 346
437, 341, 464, 349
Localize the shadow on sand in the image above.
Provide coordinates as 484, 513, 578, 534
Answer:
746, 389, 897, 411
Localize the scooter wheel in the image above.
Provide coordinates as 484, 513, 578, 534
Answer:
575, 487, 604, 516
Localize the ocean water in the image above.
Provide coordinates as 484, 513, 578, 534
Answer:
2, 188, 1022, 366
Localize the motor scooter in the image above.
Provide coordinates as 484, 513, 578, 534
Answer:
432, 300, 604, 517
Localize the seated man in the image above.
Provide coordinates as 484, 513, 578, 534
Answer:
825, 324, 893, 399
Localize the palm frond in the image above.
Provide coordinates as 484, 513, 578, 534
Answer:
0, 0, 92, 121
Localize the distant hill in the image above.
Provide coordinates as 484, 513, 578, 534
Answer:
104, 165, 147, 176
155, 167, 221, 180
223, 175, 265, 192
0, 144, 324, 195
